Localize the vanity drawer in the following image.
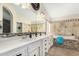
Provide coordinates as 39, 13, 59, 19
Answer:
0, 45, 27, 56
28, 47, 40, 56
28, 40, 41, 52
13, 49, 26, 56
27, 40, 43, 56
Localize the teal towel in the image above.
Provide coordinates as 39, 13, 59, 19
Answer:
56, 35, 64, 45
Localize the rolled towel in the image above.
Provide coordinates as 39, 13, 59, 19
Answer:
56, 35, 64, 45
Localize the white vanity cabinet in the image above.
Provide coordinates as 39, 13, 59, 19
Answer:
0, 45, 27, 56
12, 49, 26, 56
28, 47, 40, 56
0, 34, 53, 56
27, 40, 43, 56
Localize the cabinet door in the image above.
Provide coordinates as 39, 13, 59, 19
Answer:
13, 50, 26, 56
27, 40, 42, 56
0, 46, 27, 56
28, 47, 40, 56
12, 49, 26, 56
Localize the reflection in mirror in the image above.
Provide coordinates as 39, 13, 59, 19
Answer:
3, 7, 12, 34
0, 21, 2, 34
16, 22, 22, 33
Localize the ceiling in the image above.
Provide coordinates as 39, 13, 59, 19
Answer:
13, 3, 79, 22
43, 3, 79, 20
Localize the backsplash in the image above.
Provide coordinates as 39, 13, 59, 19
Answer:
53, 39, 79, 51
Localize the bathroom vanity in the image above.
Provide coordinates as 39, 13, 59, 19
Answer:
0, 33, 53, 56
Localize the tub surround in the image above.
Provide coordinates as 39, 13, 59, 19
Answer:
47, 35, 79, 56
53, 35, 79, 51
53, 35, 76, 40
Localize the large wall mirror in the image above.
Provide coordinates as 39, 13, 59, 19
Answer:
3, 7, 13, 34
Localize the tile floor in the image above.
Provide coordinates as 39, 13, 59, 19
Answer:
48, 47, 79, 56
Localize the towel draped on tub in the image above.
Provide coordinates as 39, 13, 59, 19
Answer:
56, 35, 64, 45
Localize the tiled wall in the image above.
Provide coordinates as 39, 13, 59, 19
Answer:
51, 18, 79, 37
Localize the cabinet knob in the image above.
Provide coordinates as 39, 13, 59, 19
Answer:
45, 40, 47, 42
45, 44, 46, 46
45, 48, 47, 50
16, 54, 22, 56
34, 54, 36, 56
